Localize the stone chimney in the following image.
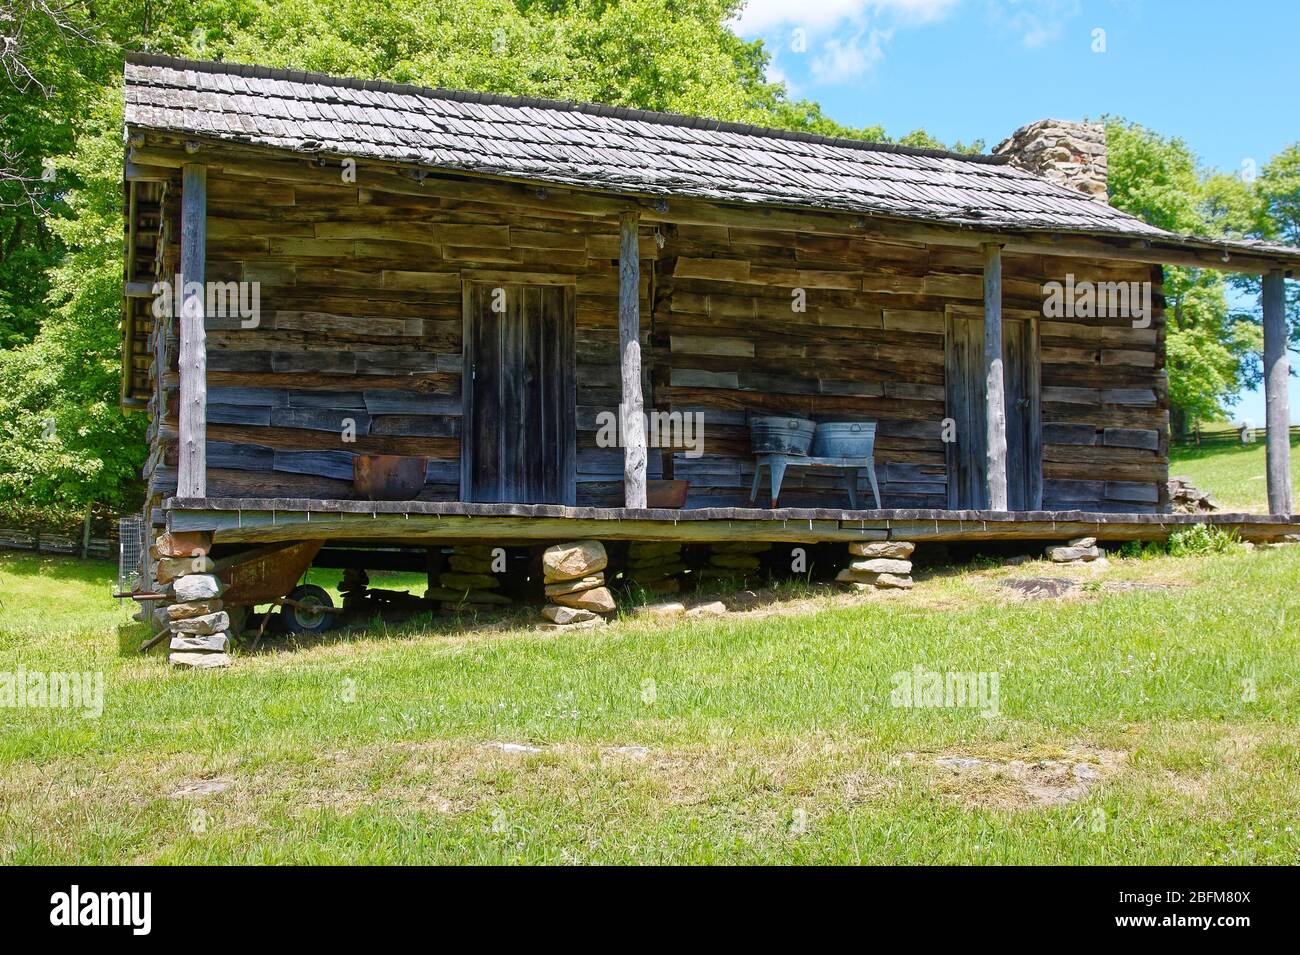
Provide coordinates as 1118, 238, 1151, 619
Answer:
993, 119, 1108, 200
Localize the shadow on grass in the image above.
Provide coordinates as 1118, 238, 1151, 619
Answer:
0, 552, 117, 586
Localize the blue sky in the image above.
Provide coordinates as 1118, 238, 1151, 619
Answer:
731, 0, 1299, 424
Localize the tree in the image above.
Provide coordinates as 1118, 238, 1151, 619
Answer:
1105, 118, 1260, 436
0, 0, 969, 518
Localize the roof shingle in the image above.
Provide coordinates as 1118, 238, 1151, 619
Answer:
114, 55, 1183, 240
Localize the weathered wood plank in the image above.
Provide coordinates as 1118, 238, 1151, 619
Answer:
1263, 269, 1293, 515
982, 242, 1008, 511
164, 498, 1300, 545
619, 211, 647, 508
178, 163, 208, 497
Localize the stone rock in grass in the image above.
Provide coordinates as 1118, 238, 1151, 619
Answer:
686, 600, 727, 617
873, 573, 914, 589
438, 572, 499, 591
537, 617, 606, 633
167, 598, 223, 620
1047, 544, 1101, 563
1068, 536, 1097, 548
171, 574, 223, 602
1001, 576, 1078, 599
541, 604, 598, 625
635, 601, 687, 618
848, 540, 915, 559
836, 568, 913, 589
709, 553, 762, 570
155, 554, 215, 584
170, 611, 229, 635
542, 540, 608, 581
169, 777, 232, 798
169, 651, 232, 669
544, 574, 604, 598
170, 632, 230, 652
848, 558, 913, 575
551, 585, 616, 614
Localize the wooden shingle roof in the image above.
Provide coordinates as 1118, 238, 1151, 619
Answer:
124, 54, 1171, 238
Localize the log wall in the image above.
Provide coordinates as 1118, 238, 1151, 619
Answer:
654, 225, 1167, 511
139, 139, 1168, 515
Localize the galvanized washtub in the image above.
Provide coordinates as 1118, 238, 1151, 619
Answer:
750, 416, 816, 455
811, 421, 877, 458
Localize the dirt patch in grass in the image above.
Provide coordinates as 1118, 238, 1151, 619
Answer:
916, 745, 1128, 810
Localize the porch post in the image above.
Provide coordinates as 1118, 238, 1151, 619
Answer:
1263, 268, 1292, 515
178, 163, 208, 499
982, 242, 1009, 510
619, 210, 647, 508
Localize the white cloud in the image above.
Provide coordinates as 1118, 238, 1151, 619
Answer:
733, 0, 960, 34
810, 28, 892, 84
988, 0, 1082, 49
733, 0, 960, 87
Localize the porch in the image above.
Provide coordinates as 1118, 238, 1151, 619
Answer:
164, 497, 1300, 546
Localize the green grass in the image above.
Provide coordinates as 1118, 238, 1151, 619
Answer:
1169, 431, 1300, 512
1, 547, 1298, 864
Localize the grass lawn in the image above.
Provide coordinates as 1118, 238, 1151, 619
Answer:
1, 538, 1297, 865
1169, 432, 1300, 512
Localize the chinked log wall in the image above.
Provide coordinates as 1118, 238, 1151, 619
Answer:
141, 139, 1168, 515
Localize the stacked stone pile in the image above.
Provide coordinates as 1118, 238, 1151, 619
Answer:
339, 567, 368, 611
697, 542, 770, 586
541, 540, 614, 628
836, 540, 915, 590
626, 541, 687, 593
153, 531, 232, 669
993, 119, 1108, 199
1168, 477, 1218, 513
1046, 536, 1104, 564
428, 544, 511, 609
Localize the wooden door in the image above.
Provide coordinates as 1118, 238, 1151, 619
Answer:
945, 314, 1041, 510
462, 282, 576, 504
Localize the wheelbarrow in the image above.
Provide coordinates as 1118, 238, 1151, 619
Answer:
212, 539, 335, 637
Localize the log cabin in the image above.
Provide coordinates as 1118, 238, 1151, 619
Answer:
119, 54, 1299, 638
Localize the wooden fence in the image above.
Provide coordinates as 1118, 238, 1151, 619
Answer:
1171, 425, 1300, 449
0, 516, 121, 560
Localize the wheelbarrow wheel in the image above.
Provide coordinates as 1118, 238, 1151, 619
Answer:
280, 584, 336, 635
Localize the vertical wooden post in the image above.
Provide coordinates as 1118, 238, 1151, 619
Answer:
1263, 268, 1292, 515
178, 163, 207, 499
619, 211, 647, 509
982, 242, 1008, 511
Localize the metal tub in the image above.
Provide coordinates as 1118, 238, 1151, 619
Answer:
810, 421, 877, 458
750, 416, 816, 455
